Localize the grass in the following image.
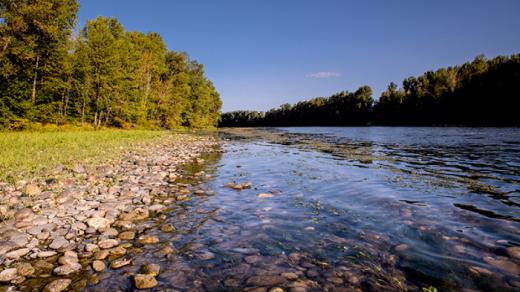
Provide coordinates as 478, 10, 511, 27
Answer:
0, 129, 170, 182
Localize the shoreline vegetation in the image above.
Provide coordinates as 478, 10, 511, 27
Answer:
220, 53, 520, 127
0, 1, 221, 131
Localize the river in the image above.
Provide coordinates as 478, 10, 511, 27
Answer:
93, 127, 520, 291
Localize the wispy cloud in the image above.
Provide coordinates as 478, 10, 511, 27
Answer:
305, 71, 341, 78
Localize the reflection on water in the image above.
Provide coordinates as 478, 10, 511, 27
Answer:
93, 127, 519, 291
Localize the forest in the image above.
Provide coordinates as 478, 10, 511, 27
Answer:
221, 54, 520, 127
0, 0, 222, 130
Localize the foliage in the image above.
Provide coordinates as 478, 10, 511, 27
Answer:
0, 1, 221, 129
220, 86, 373, 127
374, 54, 520, 126
221, 54, 520, 127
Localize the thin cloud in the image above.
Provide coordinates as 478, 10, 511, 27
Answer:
305, 71, 341, 78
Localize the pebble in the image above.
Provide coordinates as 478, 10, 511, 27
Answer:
282, 272, 299, 280
49, 237, 69, 250
160, 223, 175, 233
53, 263, 82, 275
142, 263, 161, 276
137, 235, 160, 244
43, 279, 72, 292
506, 246, 520, 260
118, 231, 136, 240
98, 239, 119, 249
257, 193, 274, 198
110, 258, 132, 269
484, 256, 520, 274
16, 262, 35, 277
37, 251, 58, 258
5, 248, 30, 259
134, 274, 158, 289
24, 184, 41, 196
87, 217, 111, 230
14, 208, 35, 222
394, 244, 409, 252
92, 260, 106, 272
0, 268, 18, 282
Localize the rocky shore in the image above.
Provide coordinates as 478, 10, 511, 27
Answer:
0, 134, 219, 291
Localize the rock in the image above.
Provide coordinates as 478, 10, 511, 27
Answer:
92, 260, 106, 272
196, 250, 215, 260
53, 263, 82, 275
269, 288, 284, 292
160, 224, 175, 233
119, 208, 149, 221
0, 268, 18, 282
43, 279, 72, 292
246, 275, 287, 286
134, 274, 158, 289
282, 272, 299, 280
98, 239, 119, 249
16, 262, 35, 277
394, 244, 409, 252
14, 208, 35, 222
86, 217, 111, 230
224, 278, 241, 287
118, 231, 136, 240
37, 251, 58, 258
245, 255, 262, 264
257, 193, 274, 198
5, 248, 30, 259
94, 250, 110, 260
110, 258, 132, 269
142, 263, 161, 276
137, 235, 160, 245
49, 237, 69, 250
484, 256, 520, 274
156, 246, 175, 257
506, 246, 520, 260
306, 269, 320, 277
58, 255, 78, 266
85, 243, 99, 252
469, 266, 493, 276
24, 184, 41, 196
109, 246, 127, 257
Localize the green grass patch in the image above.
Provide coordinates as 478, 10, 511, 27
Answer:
0, 130, 169, 182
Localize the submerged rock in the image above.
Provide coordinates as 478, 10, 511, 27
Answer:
134, 273, 158, 289
43, 279, 72, 292
142, 263, 161, 276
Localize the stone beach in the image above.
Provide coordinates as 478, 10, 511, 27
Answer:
0, 134, 219, 290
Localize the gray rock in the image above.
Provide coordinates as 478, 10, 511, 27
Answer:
49, 237, 69, 250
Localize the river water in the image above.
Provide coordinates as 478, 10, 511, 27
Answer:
95, 127, 520, 291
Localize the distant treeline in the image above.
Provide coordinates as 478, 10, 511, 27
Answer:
221, 54, 520, 127
0, 0, 221, 130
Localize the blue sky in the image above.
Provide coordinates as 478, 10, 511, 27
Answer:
78, 0, 520, 112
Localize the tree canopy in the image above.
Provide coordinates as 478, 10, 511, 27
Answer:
221, 54, 520, 127
0, 0, 221, 130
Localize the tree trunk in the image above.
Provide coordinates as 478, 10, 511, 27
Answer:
32, 55, 40, 103
81, 93, 86, 125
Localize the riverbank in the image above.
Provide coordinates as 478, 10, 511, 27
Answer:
0, 131, 220, 290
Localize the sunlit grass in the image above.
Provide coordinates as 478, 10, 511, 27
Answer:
0, 130, 169, 182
